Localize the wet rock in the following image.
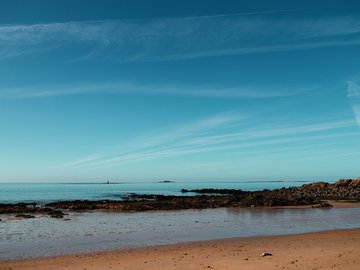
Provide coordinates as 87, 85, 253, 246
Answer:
15, 214, 35, 219
0, 203, 65, 219
47, 210, 64, 218
319, 201, 333, 208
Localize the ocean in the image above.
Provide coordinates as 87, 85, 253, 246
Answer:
0, 181, 312, 204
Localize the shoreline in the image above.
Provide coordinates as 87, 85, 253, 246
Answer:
1, 178, 359, 219
1, 200, 359, 223
2, 206, 360, 261
2, 228, 360, 269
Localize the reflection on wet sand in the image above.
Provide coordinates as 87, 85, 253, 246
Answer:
1, 206, 360, 260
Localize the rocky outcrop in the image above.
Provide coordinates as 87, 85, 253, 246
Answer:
42, 178, 360, 210
295, 179, 360, 200
183, 178, 360, 206
1, 178, 359, 216
45, 196, 234, 211
0, 203, 65, 218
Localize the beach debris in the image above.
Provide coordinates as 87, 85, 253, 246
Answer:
260, 252, 272, 257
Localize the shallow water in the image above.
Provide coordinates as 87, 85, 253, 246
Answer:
1, 207, 360, 260
0, 181, 311, 204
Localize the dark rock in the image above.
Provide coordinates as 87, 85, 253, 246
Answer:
15, 214, 35, 219
48, 210, 64, 219
0, 203, 65, 219
312, 201, 334, 208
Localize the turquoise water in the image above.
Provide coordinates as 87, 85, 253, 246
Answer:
0, 181, 311, 203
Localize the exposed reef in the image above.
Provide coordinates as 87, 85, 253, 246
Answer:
0, 203, 65, 218
181, 178, 360, 205
1, 178, 359, 218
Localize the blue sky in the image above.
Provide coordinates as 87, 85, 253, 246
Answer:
0, 0, 360, 182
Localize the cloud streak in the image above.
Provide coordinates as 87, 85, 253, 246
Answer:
347, 80, 360, 125
1, 13, 360, 61
59, 113, 358, 170
59, 112, 246, 168
352, 105, 360, 125
348, 81, 360, 97
0, 81, 314, 99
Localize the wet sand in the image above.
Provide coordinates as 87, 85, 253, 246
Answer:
268, 200, 360, 209
2, 204, 360, 260
2, 229, 360, 270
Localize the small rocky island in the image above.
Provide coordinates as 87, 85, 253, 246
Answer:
1, 178, 359, 219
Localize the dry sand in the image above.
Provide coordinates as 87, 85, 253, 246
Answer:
1, 229, 359, 270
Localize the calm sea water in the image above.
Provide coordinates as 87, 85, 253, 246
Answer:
0, 181, 311, 203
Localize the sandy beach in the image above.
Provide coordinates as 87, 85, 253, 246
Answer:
2, 228, 359, 270
2, 0, 360, 269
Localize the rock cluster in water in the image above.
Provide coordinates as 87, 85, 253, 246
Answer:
0, 178, 359, 218
0, 203, 64, 218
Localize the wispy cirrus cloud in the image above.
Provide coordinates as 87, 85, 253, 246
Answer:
59, 111, 246, 168
1, 13, 360, 61
353, 105, 360, 125
0, 81, 315, 99
180, 120, 356, 147
348, 80, 360, 97
59, 113, 358, 170
347, 80, 360, 125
